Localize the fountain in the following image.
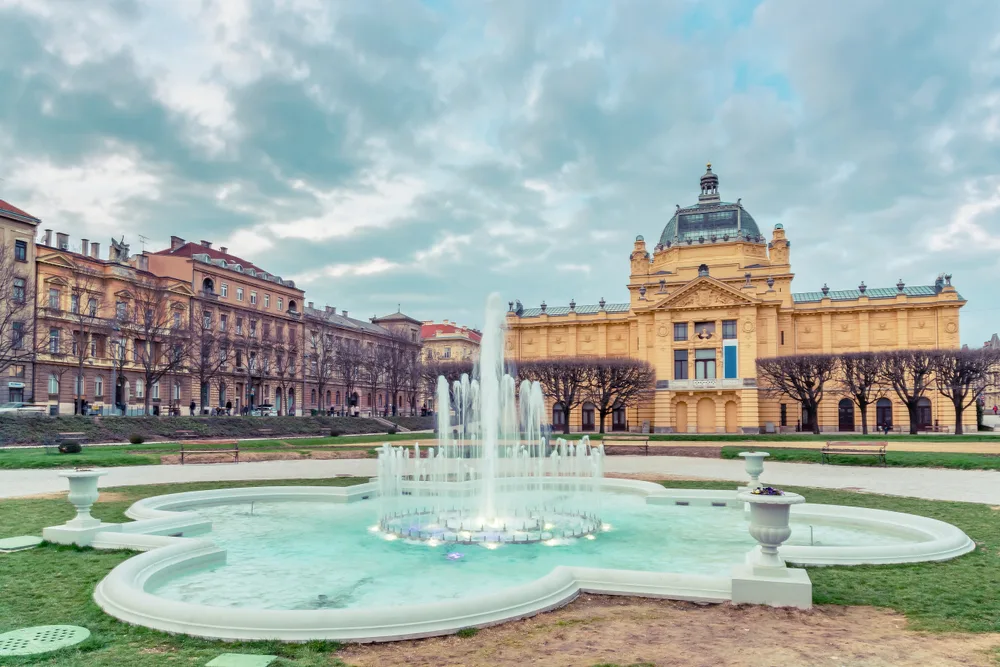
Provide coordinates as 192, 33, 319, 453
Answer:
376, 293, 605, 544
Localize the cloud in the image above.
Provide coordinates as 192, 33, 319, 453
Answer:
0, 0, 998, 342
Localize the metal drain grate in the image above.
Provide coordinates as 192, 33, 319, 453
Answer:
0, 625, 90, 656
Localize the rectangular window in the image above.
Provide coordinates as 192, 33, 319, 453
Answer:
443, 347, 451, 359
9, 364, 24, 378
250, 291, 257, 305
48, 288, 60, 309
236, 317, 243, 335
722, 320, 737, 339
780, 403, 788, 427
173, 311, 182, 328
12, 277, 25, 303
9, 387, 23, 402
221, 283, 228, 297
236, 288, 244, 301
152, 382, 160, 400
90, 336, 97, 358
220, 314, 228, 332
723, 344, 738, 379
673, 322, 688, 341
674, 350, 688, 380
14, 240, 27, 262
49, 328, 60, 353
87, 298, 97, 316
116, 301, 127, 320
11, 323, 23, 350
70, 293, 80, 314
277, 297, 283, 311
264, 294, 270, 308
780, 330, 785, 345
203, 311, 212, 329
694, 349, 716, 379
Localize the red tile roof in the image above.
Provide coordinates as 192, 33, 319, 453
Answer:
153, 242, 266, 275
421, 322, 482, 343
0, 199, 41, 224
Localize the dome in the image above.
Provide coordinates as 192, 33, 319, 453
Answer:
658, 165, 763, 246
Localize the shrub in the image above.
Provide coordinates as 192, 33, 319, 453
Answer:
387, 426, 398, 435
330, 429, 344, 438
58, 441, 82, 454
128, 433, 145, 445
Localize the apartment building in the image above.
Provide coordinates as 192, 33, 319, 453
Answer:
0, 200, 41, 404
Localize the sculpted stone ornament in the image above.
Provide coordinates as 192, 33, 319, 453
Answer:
697, 327, 713, 340
742, 319, 755, 333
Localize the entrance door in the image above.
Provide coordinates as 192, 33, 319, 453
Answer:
612, 405, 627, 431
581, 403, 595, 432
838, 399, 855, 432
696, 397, 715, 433
917, 397, 932, 430
675, 401, 688, 433
725, 400, 738, 433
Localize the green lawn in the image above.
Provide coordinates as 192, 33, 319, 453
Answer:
0, 433, 436, 470
720, 446, 1000, 470
0, 478, 997, 665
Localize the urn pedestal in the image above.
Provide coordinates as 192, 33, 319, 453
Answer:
43, 470, 120, 546
731, 490, 812, 609
737, 451, 769, 491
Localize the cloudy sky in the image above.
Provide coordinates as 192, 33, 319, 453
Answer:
1, 0, 998, 344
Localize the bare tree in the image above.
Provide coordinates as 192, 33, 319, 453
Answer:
362, 343, 385, 416
272, 327, 298, 416
65, 269, 110, 414
879, 349, 935, 434
586, 357, 655, 433
334, 337, 364, 415
420, 356, 474, 405
190, 303, 232, 412
933, 348, 999, 435
838, 352, 883, 435
230, 306, 266, 412
121, 277, 192, 415
0, 244, 38, 388
756, 354, 838, 434
382, 331, 414, 416
519, 358, 594, 434
307, 327, 337, 414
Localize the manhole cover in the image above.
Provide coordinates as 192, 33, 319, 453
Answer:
0, 625, 90, 656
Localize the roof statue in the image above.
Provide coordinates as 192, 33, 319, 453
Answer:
110, 236, 130, 264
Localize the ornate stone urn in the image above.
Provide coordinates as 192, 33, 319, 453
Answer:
737, 489, 805, 570
60, 469, 107, 528
738, 451, 770, 489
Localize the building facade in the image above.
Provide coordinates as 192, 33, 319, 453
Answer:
421, 320, 482, 362
303, 303, 422, 416
149, 237, 306, 415
34, 232, 196, 415
507, 165, 968, 433
0, 199, 40, 404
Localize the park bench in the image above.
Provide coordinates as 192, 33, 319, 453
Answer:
47, 432, 87, 455
179, 441, 240, 464
602, 437, 650, 456
257, 428, 275, 440
821, 441, 888, 466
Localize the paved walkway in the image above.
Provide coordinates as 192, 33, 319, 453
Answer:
4, 457, 1000, 505
642, 439, 1000, 454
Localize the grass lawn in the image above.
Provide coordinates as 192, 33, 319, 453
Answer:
0, 478, 997, 665
720, 446, 1000, 470
0, 433, 436, 470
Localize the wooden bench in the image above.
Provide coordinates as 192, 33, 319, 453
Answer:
257, 428, 275, 439
179, 441, 240, 464
602, 438, 650, 456
822, 441, 888, 466
174, 430, 198, 441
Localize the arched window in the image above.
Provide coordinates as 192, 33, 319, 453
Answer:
335, 391, 340, 405
366, 393, 372, 407
288, 389, 294, 409
581, 402, 596, 432
48, 373, 59, 395
876, 398, 893, 430
552, 402, 566, 426
202, 277, 214, 293
311, 389, 317, 405
136, 378, 145, 399
378, 394, 383, 407
123, 380, 131, 402
94, 376, 104, 397
288, 299, 297, 312
326, 390, 331, 406
219, 382, 227, 404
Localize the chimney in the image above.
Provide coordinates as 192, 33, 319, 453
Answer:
43, 229, 52, 246
137, 253, 149, 272
81, 239, 89, 256
219, 246, 228, 254
307, 301, 314, 309
342, 310, 348, 318
170, 235, 185, 251
325, 305, 335, 314
90, 242, 100, 259
200, 240, 212, 248
56, 232, 69, 250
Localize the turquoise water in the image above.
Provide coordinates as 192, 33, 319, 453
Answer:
151, 494, 910, 610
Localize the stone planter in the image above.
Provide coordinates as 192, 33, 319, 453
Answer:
60, 469, 107, 529
737, 490, 805, 570
738, 451, 769, 489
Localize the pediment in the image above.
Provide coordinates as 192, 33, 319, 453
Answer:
114, 289, 134, 300
166, 281, 196, 298
44, 275, 70, 287
650, 276, 757, 310
37, 252, 78, 271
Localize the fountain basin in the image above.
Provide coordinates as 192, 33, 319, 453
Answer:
91, 478, 975, 641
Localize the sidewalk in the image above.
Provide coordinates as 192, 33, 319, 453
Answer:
638, 439, 1000, 454
4, 456, 1000, 505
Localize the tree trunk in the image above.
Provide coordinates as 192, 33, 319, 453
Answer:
598, 411, 607, 434
859, 401, 869, 435
954, 398, 964, 435
907, 403, 918, 435
562, 406, 571, 434
807, 403, 820, 434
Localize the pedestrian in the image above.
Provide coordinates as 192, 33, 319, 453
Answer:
993, 404, 997, 415
883, 422, 890, 436
189, 400, 196, 416
225, 400, 232, 415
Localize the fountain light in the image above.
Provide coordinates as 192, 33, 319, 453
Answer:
601, 523, 612, 532
369, 525, 380, 533
483, 542, 500, 550
427, 539, 440, 547
383, 534, 398, 542
544, 539, 559, 547
585, 534, 596, 540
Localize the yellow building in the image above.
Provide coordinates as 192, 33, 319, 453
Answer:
506, 165, 967, 434
421, 320, 482, 362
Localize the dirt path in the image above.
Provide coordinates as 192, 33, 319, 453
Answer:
340, 595, 1000, 667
